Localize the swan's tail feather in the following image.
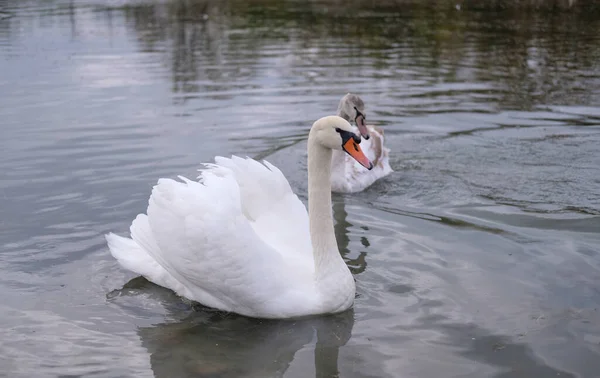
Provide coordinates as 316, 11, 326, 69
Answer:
106, 229, 191, 298
106, 232, 156, 278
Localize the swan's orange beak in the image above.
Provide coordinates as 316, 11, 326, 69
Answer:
343, 138, 373, 170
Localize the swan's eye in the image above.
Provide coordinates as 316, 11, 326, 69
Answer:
337, 128, 361, 147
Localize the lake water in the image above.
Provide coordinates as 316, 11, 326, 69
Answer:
1, 0, 600, 377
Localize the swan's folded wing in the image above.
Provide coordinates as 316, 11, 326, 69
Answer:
136, 167, 302, 315
211, 156, 313, 262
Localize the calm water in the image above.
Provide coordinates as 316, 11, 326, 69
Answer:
1, 0, 600, 377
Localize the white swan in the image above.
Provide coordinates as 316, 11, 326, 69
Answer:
331, 93, 393, 193
106, 115, 373, 319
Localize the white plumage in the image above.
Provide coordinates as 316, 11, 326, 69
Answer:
106, 116, 372, 319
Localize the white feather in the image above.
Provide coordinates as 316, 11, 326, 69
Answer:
108, 157, 319, 318
106, 116, 360, 319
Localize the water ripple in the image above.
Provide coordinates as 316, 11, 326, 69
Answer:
1, 1, 600, 377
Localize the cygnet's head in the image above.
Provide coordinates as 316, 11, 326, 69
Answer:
312, 115, 373, 170
337, 93, 369, 140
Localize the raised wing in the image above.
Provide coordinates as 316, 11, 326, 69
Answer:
126, 156, 313, 316
211, 156, 313, 262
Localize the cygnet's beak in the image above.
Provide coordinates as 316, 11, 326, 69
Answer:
342, 134, 373, 170
355, 110, 370, 140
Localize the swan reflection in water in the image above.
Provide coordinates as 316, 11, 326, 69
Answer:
333, 195, 368, 275
112, 184, 367, 377
139, 309, 354, 378
121, 279, 354, 378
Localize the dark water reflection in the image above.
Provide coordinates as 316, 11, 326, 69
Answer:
129, 279, 354, 378
1, 0, 600, 377
116, 0, 600, 110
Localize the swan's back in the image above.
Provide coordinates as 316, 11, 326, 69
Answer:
107, 156, 317, 318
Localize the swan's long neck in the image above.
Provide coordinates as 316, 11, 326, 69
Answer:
331, 107, 350, 171
307, 133, 342, 275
